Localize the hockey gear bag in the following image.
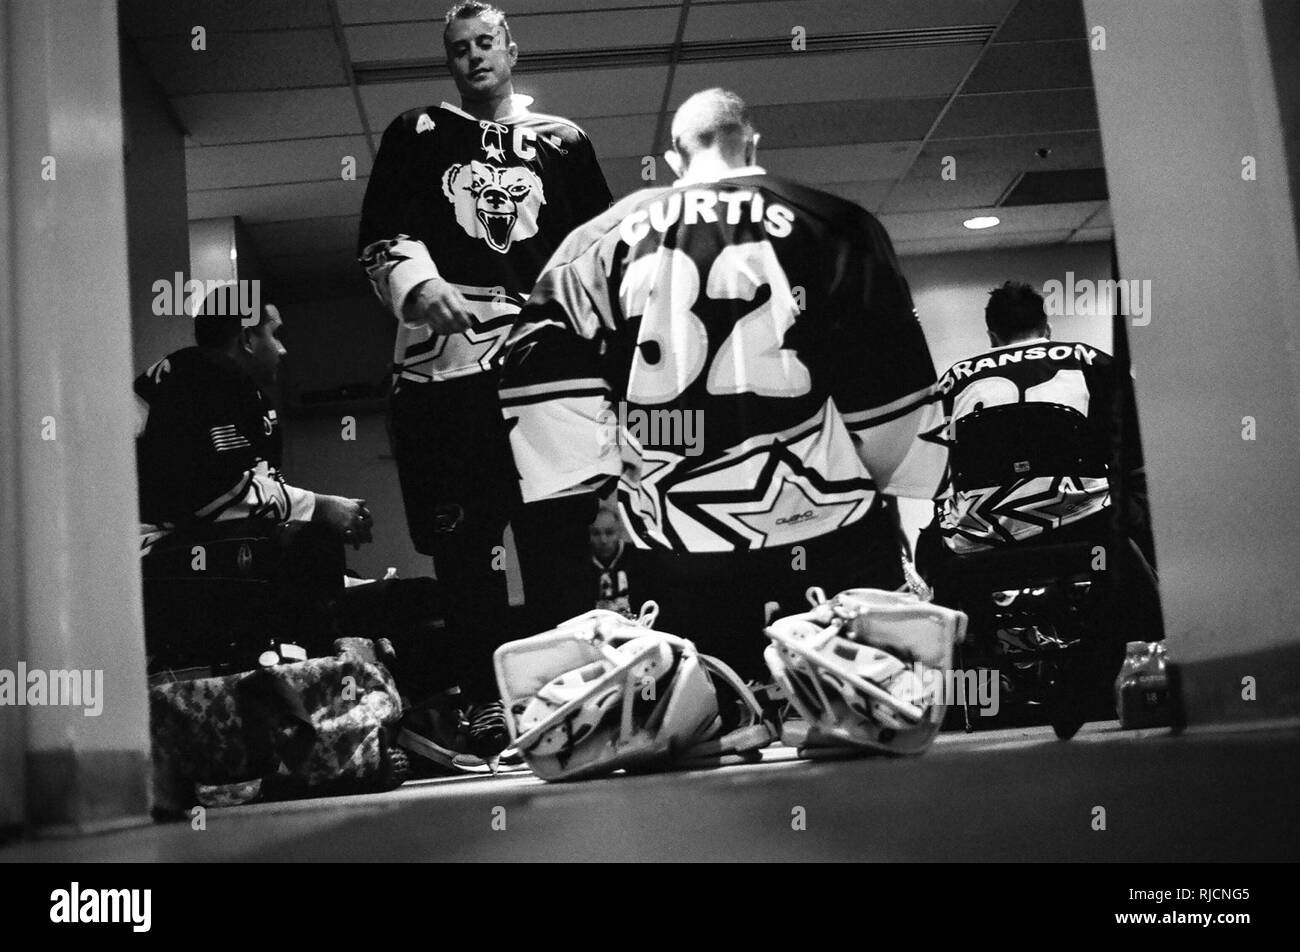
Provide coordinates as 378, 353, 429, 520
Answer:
494, 602, 776, 781
764, 587, 967, 757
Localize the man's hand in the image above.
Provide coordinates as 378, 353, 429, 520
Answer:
313, 494, 374, 549
402, 277, 474, 334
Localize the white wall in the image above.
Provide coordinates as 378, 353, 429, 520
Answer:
1086, 0, 1300, 720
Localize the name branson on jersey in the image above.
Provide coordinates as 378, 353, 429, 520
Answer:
620, 189, 795, 245
937, 342, 1099, 394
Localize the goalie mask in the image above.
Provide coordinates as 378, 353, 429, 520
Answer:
764, 588, 968, 756
494, 603, 775, 781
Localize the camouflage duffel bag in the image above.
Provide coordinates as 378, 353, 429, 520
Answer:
149, 638, 406, 817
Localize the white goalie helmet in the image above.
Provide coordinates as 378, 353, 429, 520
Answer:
764, 587, 968, 756
495, 603, 775, 781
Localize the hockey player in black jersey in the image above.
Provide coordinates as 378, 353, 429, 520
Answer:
933, 281, 1117, 553
135, 289, 374, 654
496, 89, 947, 677
916, 280, 1163, 735
357, 2, 612, 762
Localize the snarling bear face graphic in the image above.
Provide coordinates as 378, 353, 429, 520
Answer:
441, 161, 546, 253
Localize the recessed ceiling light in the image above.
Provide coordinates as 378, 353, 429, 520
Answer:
963, 216, 1000, 230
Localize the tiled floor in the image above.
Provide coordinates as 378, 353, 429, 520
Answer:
3, 721, 1297, 862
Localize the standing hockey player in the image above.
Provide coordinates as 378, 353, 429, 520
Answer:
357, 2, 612, 762
497, 88, 946, 678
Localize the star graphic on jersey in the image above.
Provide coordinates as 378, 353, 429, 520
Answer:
920, 416, 952, 449
672, 440, 871, 550
626, 453, 675, 535
724, 477, 862, 548
484, 143, 505, 162
460, 323, 512, 373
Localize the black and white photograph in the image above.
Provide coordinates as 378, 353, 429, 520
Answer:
0, 0, 1297, 911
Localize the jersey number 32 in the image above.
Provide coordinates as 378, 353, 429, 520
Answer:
619, 241, 811, 404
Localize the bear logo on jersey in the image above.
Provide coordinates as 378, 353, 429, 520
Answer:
442, 160, 546, 254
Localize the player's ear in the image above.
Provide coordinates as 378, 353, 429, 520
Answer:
1043, 323, 1052, 340
507, 40, 518, 67
664, 149, 685, 178
746, 133, 760, 166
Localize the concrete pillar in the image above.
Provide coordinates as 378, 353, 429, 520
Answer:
0, 0, 151, 832
1084, 0, 1300, 722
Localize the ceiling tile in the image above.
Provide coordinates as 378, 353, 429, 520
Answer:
930, 88, 1099, 139
358, 80, 462, 133
821, 180, 896, 214
336, 0, 679, 24
133, 30, 346, 94
760, 141, 923, 184
962, 39, 1092, 93
669, 47, 980, 111
912, 130, 1105, 178
511, 66, 671, 119
896, 229, 1074, 256
747, 98, 946, 149
347, 8, 679, 62
357, 67, 668, 130
175, 87, 364, 145
344, 23, 441, 64
1067, 226, 1114, 243
188, 179, 367, 223
880, 172, 1020, 213
684, 0, 1017, 42
880, 200, 1101, 241
574, 114, 661, 160
187, 137, 373, 190
600, 155, 661, 199
121, 0, 332, 37
994, 0, 1089, 42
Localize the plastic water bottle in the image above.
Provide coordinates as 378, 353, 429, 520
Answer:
1115, 640, 1171, 729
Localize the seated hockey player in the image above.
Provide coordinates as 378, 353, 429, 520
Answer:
135, 287, 374, 656
915, 281, 1162, 734
496, 88, 947, 682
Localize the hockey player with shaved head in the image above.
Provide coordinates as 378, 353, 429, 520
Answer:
497, 88, 947, 677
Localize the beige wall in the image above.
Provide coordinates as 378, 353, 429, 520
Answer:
2, 0, 151, 832
1086, 0, 1300, 718
902, 241, 1114, 375
122, 40, 190, 376
0, 0, 22, 834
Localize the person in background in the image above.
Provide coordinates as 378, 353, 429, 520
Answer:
588, 507, 642, 616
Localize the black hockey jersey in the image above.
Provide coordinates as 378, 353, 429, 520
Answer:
134, 348, 313, 554
591, 541, 641, 616
497, 168, 947, 554
936, 337, 1115, 551
358, 98, 612, 384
